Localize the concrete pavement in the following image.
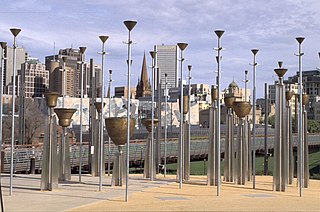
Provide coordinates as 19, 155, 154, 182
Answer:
1, 174, 320, 211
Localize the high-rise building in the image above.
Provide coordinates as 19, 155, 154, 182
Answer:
154, 45, 178, 89
19, 59, 49, 98
0, 45, 28, 94
45, 48, 88, 97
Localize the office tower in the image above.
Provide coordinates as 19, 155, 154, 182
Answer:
18, 59, 49, 98
0, 45, 28, 94
45, 48, 87, 97
154, 45, 178, 89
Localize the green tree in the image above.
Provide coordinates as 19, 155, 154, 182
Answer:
307, 120, 320, 133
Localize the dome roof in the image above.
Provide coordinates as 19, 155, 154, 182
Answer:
228, 80, 238, 88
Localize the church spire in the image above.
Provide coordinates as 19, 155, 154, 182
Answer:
141, 52, 149, 84
136, 52, 151, 98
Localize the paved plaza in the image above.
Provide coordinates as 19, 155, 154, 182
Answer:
1, 174, 320, 211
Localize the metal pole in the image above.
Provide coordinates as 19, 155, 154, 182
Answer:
98, 35, 108, 191
164, 73, 168, 177
150, 51, 156, 181
251, 49, 259, 189
79, 46, 86, 183
124, 20, 137, 202
48, 108, 53, 190
296, 37, 304, 197
214, 30, 224, 196
0, 42, 6, 152
0, 42, 7, 200
264, 83, 268, 175
108, 69, 112, 176
187, 65, 192, 178
10, 28, 21, 196
177, 43, 188, 189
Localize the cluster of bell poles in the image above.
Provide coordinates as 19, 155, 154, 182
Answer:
2, 24, 311, 201
206, 34, 310, 197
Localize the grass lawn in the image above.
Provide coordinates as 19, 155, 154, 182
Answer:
164, 151, 320, 179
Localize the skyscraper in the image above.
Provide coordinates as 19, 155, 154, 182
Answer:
0, 45, 28, 94
19, 59, 49, 98
154, 45, 178, 89
45, 48, 87, 97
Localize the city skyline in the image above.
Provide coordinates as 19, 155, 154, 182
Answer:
0, 0, 319, 98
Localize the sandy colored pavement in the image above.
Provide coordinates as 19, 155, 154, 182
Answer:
70, 175, 320, 212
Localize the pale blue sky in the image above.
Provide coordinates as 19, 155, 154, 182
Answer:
0, 0, 319, 98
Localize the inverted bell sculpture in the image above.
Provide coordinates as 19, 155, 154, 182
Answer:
177, 43, 188, 51
232, 101, 252, 118
0, 42, 7, 49
211, 86, 218, 101
105, 117, 135, 186
10, 28, 21, 37
214, 30, 224, 38
94, 102, 106, 114
54, 108, 77, 127
105, 117, 135, 146
124, 20, 137, 31
224, 96, 235, 108
45, 92, 60, 108
99, 35, 109, 43
143, 118, 159, 133
286, 90, 294, 101
142, 118, 159, 179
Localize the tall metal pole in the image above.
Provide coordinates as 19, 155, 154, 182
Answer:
251, 49, 259, 189
150, 51, 156, 181
98, 35, 109, 191
108, 69, 113, 176
0, 42, 7, 206
214, 30, 224, 196
0, 42, 6, 157
124, 20, 137, 202
79, 46, 86, 183
295, 37, 304, 197
264, 83, 268, 175
185, 65, 192, 181
60, 56, 67, 182
177, 43, 188, 189
9, 28, 21, 196
164, 73, 168, 178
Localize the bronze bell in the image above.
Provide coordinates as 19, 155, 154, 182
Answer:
285, 90, 294, 101
232, 101, 252, 118
54, 108, 77, 127
45, 92, 60, 108
224, 96, 235, 108
302, 94, 309, 106
178, 95, 190, 114
94, 102, 106, 114
211, 86, 218, 101
142, 118, 159, 133
274, 61, 288, 78
105, 117, 135, 146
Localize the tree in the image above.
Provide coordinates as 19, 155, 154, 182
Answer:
24, 98, 46, 144
2, 98, 46, 145
307, 120, 320, 133
268, 115, 275, 128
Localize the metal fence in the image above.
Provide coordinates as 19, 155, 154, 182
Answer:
2, 133, 320, 173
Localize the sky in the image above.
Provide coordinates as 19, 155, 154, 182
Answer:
0, 0, 319, 98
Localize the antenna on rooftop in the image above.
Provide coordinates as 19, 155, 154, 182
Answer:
53, 41, 56, 61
